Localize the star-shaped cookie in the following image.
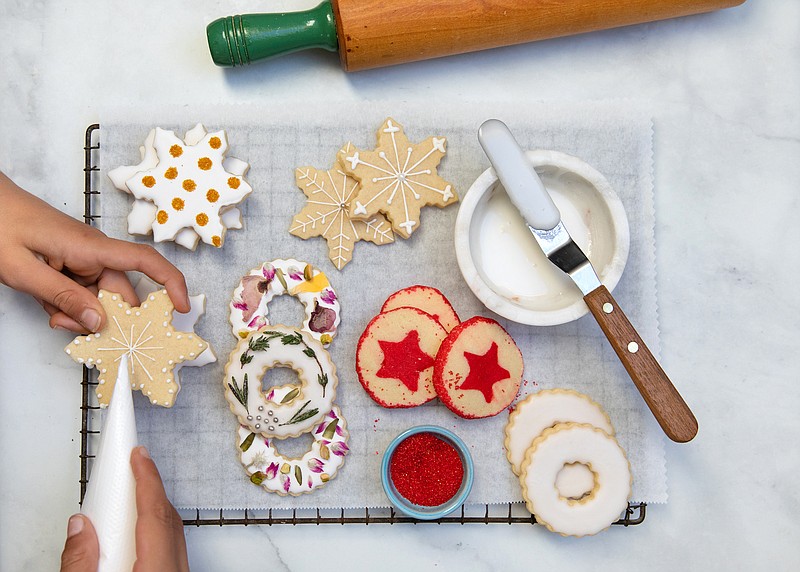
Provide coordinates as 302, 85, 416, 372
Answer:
338, 118, 457, 239
289, 144, 394, 270
64, 290, 210, 408
124, 126, 252, 248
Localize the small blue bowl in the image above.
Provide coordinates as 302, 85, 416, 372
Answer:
381, 425, 474, 520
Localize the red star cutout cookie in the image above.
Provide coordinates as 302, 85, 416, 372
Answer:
458, 342, 510, 403
356, 307, 447, 408
377, 330, 435, 392
433, 316, 523, 419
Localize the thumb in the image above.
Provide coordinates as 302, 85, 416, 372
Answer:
22, 256, 105, 332
60, 514, 99, 572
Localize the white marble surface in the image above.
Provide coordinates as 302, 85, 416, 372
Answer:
1, 1, 798, 570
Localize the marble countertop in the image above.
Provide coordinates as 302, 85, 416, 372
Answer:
1, 1, 798, 570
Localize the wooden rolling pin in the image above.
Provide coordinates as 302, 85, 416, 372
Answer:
207, 0, 745, 71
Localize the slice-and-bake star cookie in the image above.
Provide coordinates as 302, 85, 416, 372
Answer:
64, 290, 211, 408
338, 118, 458, 239
109, 124, 252, 249
289, 143, 394, 270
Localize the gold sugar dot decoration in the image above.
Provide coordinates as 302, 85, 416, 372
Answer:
171, 197, 185, 211
209, 137, 222, 149
228, 177, 241, 189
169, 145, 183, 157
164, 167, 178, 180
212, 235, 221, 247
206, 189, 219, 203
198, 157, 212, 170
142, 176, 156, 188
157, 210, 169, 224
183, 179, 196, 192
196, 213, 209, 226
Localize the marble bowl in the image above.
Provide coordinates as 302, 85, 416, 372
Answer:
381, 425, 474, 520
454, 150, 630, 326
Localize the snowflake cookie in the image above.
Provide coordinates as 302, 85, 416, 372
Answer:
289, 143, 394, 270
109, 124, 251, 249
64, 290, 212, 408
338, 118, 458, 239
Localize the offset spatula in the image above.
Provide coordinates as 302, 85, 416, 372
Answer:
478, 119, 698, 443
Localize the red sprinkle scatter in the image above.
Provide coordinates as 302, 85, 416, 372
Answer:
389, 432, 464, 507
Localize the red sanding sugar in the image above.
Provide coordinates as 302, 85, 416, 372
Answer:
389, 432, 464, 507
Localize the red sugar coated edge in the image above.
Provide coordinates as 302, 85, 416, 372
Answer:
389, 432, 464, 507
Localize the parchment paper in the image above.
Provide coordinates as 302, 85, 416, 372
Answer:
96, 101, 667, 509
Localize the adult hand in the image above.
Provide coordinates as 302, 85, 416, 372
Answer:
60, 446, 189, 571
0, 172, 189, 333
131, 446, 190, 572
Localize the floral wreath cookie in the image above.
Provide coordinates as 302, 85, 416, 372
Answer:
64, 290, 212, 407
239, 388, 349, 496
229, 259, 340, 346
224, 326, 338, 439
289, 143, 395, 270
109, 124, 252, 249
338, 118, 458, 239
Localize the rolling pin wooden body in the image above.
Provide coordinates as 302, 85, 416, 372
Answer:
207, 0, 745, 71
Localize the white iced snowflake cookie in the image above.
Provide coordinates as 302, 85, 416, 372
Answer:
504, 389, 614, 475
239, 393, 349, 496
109, 124, 252, 249
519, 422, 632, 537
229, 259, 341, 346
224, 326, 337, 439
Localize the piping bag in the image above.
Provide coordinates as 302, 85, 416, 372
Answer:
81, 355, 138, 572
207, 0, 745, 71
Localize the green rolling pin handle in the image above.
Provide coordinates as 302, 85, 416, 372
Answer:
206, 0, 338, 67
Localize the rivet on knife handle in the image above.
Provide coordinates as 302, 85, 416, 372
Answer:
584, 286, 699, 443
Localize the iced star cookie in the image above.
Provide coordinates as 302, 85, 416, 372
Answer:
338, 118, 457, 239
290, 143, 394, 270
356, 307, 447, 408
64, 290, 211, 407
112, 124, 252, 249
380, 285, 460, 332
433, 316, 523, 419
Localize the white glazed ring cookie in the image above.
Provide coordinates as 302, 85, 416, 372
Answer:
504, 388, 614, 476
238, 397, 349, 496
224, 325, 337, 439
230, 259, 341, 346
520, 422, 632, 537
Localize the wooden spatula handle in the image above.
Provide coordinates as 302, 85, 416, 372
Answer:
585, 286, 698, 443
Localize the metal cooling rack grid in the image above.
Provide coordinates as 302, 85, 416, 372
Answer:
80, 124, 646, 527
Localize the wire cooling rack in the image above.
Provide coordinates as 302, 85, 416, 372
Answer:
79, 124, 646, 527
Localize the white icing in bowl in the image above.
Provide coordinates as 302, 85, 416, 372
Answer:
455, 150, 629, 326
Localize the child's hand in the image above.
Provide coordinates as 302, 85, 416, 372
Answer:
0, 173, 189, 332
60, 447, 190, 572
